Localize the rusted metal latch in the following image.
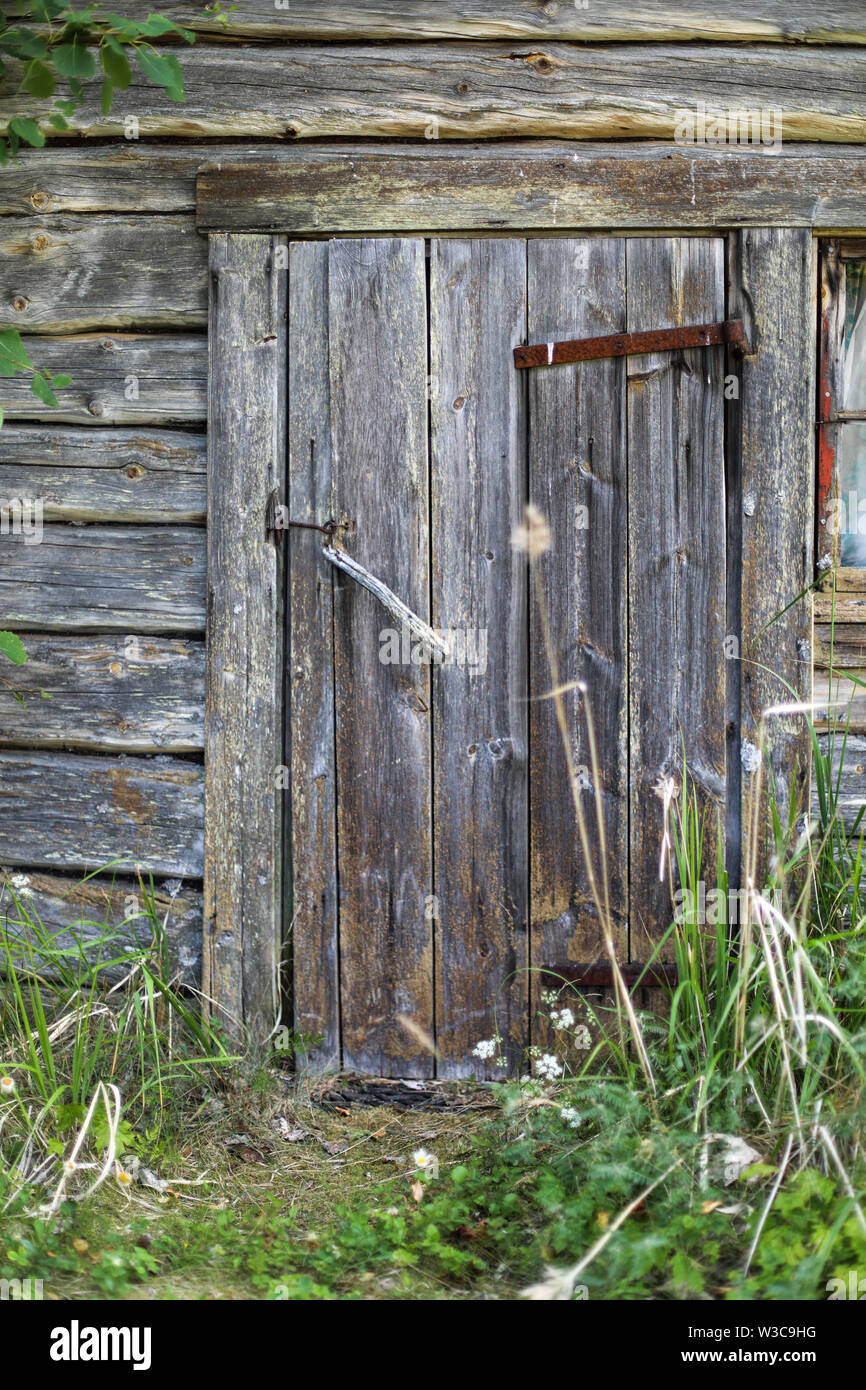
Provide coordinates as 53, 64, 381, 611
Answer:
541, 962, 679, 991
514, 318, 748, 370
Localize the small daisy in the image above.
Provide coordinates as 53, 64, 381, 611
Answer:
0, 1076, 16, 1095
63, 1158, 77, 1177
413, 1147, 435, 1171
534, 1053, 563, 1080
115, 1166, 133, 1187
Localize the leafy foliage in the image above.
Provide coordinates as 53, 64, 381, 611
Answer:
0, 2, 196, 164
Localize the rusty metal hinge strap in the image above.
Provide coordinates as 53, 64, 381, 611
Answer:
514, 318, 748, 370
541, 961, 678, 991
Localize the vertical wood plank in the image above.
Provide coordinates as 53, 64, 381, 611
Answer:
626, 237, 727, 962
328, 238, 433, 1076
732, 229, 815, 887
288, 240, 340, 1067
430, 238, 527, 1077
204, 233, 286, 1039
527, 239, 629, 1015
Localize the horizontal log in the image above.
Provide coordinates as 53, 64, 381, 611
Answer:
4, 45, 865, 143
0, 869, 201, 986
98, 1, 866, 43
812, 670, 866, 733
0, 426, 206, 522
0, 525, 205, 633
0, 145, 280, 216
0, 334, 207, 425
814, 593, 866, 624
197, 143, 866, 233
0, 635, 204, 753
0, 750, 204, 877
9, 142, 866, 227
814, 733, 866, 834
814, 621, 866, 667
0, 217, 207, 334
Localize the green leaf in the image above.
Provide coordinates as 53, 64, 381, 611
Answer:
0, 328, 34, 373
100, 76, 113, 115
8, 117, 46, 149
54, 36, 96, 81
139, 16, 195, 43
136, 48, 184, 100
0, 405, 4, 428
48, 112, 69, 130
0, 632, 28, 666
22, 58, 55, 99
29, 373, 59, 409
100, 41, 131, 90
50, 374, 73, 389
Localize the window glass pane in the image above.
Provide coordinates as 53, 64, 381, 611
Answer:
843, 261, 866, 411
837, 422, 866, 565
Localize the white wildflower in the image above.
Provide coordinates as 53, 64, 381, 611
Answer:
8, 872, 34, 899
63, 1158, 77, 1177
534, 1053, 563, 1080
550, 1007, 575, 1030
559, 1106, 581, 1128
413, 1148, 436, 1171
0, 1075, 16, 1095
573, 1024, 591, 1051
472, 1038, 497, 1060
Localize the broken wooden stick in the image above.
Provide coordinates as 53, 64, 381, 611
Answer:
322, 543, 450, 662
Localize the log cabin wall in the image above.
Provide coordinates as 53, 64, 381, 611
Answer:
1, 1, 865, 1012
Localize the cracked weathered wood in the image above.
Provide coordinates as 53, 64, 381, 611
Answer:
0, 636, 204, 753
627, 237, 727, 959
9, 143, 866, 224
527, 238, 628, 991
0, 526, 205, 633
287, 240, 339, 1068
0, 751, 203, 876
430, 237, 527, 1077
0, 426, 205, 523
0, 216, 207, 334
6, 45, 866, 143
732, 229, 814, 886
95, 0, 866, 43
0, 334, 206, 425
198, 144, 866, 234
329, 237, 433, 1076
204, 234, 286, 1041
0, 870, 202, 987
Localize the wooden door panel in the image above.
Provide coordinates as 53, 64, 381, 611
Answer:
430, 237, 528, 1077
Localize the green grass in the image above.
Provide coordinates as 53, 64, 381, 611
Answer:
2, 568, 866, 1299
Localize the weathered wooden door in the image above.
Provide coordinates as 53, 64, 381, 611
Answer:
287, 235, 726, 1078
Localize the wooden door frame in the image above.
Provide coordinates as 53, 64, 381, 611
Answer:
200, 144, 865, 1042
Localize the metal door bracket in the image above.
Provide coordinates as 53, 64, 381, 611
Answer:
514, 318, 748, 370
